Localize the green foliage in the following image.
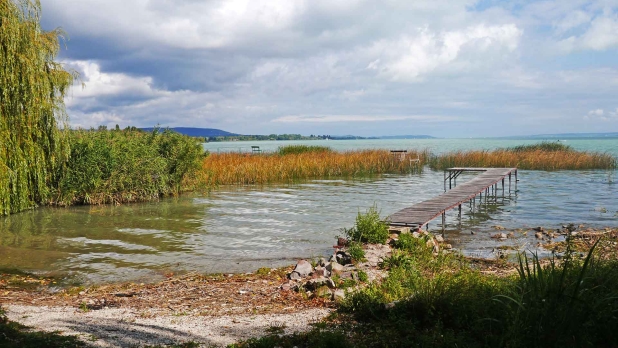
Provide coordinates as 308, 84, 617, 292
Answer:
345, 204, 389, 244
347, 241, 365, 262
496, 241, 618, 347
0, 0, 75, 215
507, 141, 573, 152
357, 269, 368, 282
54, 127, 204, 205
277, 145, 332, 155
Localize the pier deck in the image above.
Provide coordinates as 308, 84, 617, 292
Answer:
389, 167, 518, 230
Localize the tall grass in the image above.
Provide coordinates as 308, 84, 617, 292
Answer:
429, 143, 616, 171
53, 127, 205, 206
195, 149, 429, 185
277, 145, 332, 155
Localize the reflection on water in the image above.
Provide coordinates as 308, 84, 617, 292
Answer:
1, 169, 617, 285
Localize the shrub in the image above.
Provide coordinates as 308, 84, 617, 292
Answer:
345, 204, 390, 244
347, 242, 365, 262
54, 127, 205, 205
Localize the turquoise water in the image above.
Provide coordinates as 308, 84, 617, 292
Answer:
1, 138, 616, 285
204, 138, 618, 156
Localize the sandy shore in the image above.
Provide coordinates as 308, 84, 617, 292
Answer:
4, 304, 331, 347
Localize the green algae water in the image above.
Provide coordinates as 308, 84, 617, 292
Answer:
1, 138, 617, 285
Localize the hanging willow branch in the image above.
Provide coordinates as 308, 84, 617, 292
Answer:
0, 0, 75, 215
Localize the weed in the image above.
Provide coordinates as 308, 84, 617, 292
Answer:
345, 204, 390, 244
347, 242, 365, 262
255, 267, 271, 276
357, 270, 368, 282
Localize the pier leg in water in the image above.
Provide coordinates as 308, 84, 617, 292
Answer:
441, 212, 446, 234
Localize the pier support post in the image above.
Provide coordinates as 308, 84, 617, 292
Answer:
441, 212, 446, 234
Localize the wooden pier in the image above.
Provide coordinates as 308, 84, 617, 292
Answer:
389, 167, 518, 231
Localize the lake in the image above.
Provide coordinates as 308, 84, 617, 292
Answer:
1, 138, 616, 285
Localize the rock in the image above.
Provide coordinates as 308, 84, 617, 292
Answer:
319, 258, 327, 267
337, 237, 348, 247
571, 232, 579, 237
335, 251, 352, 265
507, 232, 515, 238
306, 277, 330, 290
493, 225, 506, 230
338, 271, 354, 280
471, 231, 476, 235
435, 235, 445, 243
326, 262, 345, 274
313, 285, 332, 299
426, 238, 436, 248
288, 271, 302, 280
312, 267, 330, 278
280, 283, 292, 291
389, 226, 410, 234
535, 232, 543, 239
444, 244, 453, 250
491, 233, 507, 239
533, 227, 544, 232
332, 289, 346, 302
293, 260, 313, 277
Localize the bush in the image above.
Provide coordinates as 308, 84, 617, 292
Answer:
54, 127, 205, 205
345, 204, 389, 244
347, 242, 365, 262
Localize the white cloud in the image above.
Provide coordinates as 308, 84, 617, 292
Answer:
365, 24, 522, 81
272, 114, 458, 123
557, 11, 618, 52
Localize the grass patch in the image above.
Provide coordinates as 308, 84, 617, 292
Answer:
428, 141, 616, 170
277, 145, 332, 155
344, 204, 389, 244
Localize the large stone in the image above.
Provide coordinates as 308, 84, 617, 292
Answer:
288, 271, 301, 280
389, 226, 410, 234
312, 266, 330, 278
325, 262, 345, 274
293, 259, 313, 277
306, 276, 330, 290
313, 286, 332, 299
332, 289, 346, 302
435, 235, 445, 243
335, 251, 352, 265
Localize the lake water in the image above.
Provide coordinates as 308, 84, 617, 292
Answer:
1, 138, 617, 285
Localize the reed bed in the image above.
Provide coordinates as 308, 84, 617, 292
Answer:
428, 148, 616, 171
192, 149, 429, 186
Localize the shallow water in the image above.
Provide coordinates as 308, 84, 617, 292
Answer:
1, 167, 616, 285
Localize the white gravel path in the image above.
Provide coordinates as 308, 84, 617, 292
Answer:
4, 304, 332, 347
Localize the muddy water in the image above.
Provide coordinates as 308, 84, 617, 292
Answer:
1, 168, 616, 285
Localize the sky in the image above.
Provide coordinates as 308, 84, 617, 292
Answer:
40, 0, 618, 138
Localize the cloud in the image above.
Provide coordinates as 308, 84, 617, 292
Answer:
364, 24, 522, 81
556, 10, 618, 52
34, 0, 618, 137
584, 108, 618, 122
272, 114, 458, 123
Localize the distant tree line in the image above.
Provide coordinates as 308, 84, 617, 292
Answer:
206, 134, 333, 142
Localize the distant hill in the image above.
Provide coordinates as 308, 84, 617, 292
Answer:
141, 127, 239, 137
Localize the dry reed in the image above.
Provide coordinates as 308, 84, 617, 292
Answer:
191, 149, 429, 186
428, 149, 616, 171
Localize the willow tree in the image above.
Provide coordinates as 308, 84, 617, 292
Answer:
0, 0, 74, 215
